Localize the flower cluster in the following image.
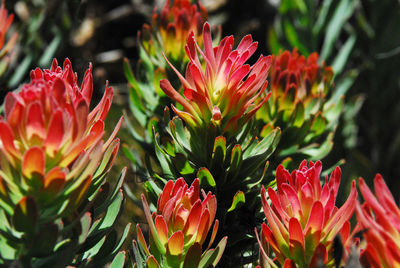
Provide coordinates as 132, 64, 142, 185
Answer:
0, 58, 122, 216
161, 22, 272, 137
356, 175, 400, 267
257, 161, 357, 267
134, 178, 227, 267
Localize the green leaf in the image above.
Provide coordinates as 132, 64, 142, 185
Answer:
331, 70, 358, 102
39, 33, 62, 67
124, 58, 140, 93
122, 145, 137, 165
310, 112, 327, 135
171, 117, 191, 151
124, 110, 145, 142
320, 0, 356, 61
111, 223, 131, 256
283, 19, 308, 55
332, 34, 356, 75
227, 191, 245, 212
291, 101, 305, 127
79, 212, 92, 244
9, 55, 33, 87
183, 243, 202, 268
301, 132, 334, 160
132, 240, 145, 268
154, 131, 176, 178
199, 237, 227, 268
197, 167, 216, 188
94, 168, 126, 217
173, 153, 195, 176
241, 129, 281, 177
82, 236, 106, 260
147, 255, 159, 268
228, 144, 243, 176
279, 0, 307, 14
94, 191, 123, 233
211, 136, 226, 165
312, 0, 334, 35
109, 251, 126, 268
13, 196, 38, 234
92, 230, 117, 263
32, 240, 77, 268
31, 223, 59, 257
268, 29, 281, 54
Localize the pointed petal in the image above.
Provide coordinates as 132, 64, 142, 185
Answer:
155, 215, 169, 246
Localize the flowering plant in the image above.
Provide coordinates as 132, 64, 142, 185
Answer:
161, 22, 272, 137
356, 175, 400, 267
257, 49, 342, 161
257, 160, 357, 267
0, 59, 127, 266
132, 178, 227, 267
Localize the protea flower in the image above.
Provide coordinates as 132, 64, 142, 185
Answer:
256, 49, 340, 158
160, 22, 272, 137
133, 178, 227, 267
0, 0, 18, 78
356, 175, 400, 267
0, 58, 122, 219
140, 0, 207, 69
256, 160, 357, 267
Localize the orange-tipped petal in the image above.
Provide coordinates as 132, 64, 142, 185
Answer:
289, 218, 305, 260
155, 215, 169, 246
25, 102, 46, 141
22, 147, 45, 178
167, 231, 184, 256
0, 121, 20, 159
136, 224, 150, 256
182, 200, 202, 237
44, 110, 64, 157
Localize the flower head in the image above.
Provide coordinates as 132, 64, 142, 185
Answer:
257, 160, 357, 267
135, 178, 226, 267
161, 22, 272, 136
0, 58, 122, 214
257, 49, 336, 139
356, 175, 400, 268
141, 0, 207, 66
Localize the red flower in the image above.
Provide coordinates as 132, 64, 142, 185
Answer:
0, 59, 122, 212
161, 22, 272, 136
356, 175, 400, 268
135, 178, 227, 267
257, 160, 357, 267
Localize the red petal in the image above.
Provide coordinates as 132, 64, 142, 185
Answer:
183, 200, 202, 237
44, 110, 64, 157
194, 209, 210, 245
155, 215, 169, 246
0, 121, 20, 159
26, 102, 46, 141
158, 180, 175, 214
323, 181, 357, 241
167, 231, 184, 255
289, 217, 305, 249
43, 166, 66, 189
304, 201, 323, 238
22, 147, 45, 178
